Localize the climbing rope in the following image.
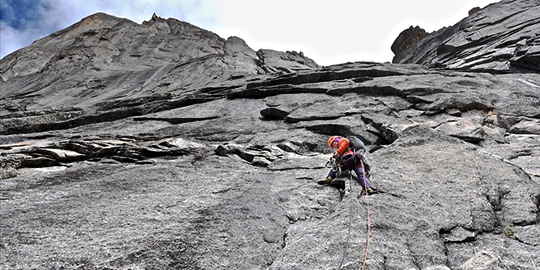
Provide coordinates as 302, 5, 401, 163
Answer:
335, 158, 372, 270
360, 160, 371, 270
338, 171, 354, 270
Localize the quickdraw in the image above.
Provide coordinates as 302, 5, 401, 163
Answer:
325, 156, 342, 177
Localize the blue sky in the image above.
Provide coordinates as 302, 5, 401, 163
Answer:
1, 0, 498, 66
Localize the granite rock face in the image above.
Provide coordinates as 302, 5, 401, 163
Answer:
1, 2, 540, 269
392, 0, 540, 73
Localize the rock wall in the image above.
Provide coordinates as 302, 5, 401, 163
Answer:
392, 0, 540, 73
1, 2, 540, 269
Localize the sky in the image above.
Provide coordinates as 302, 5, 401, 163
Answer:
1, 0, 498, 66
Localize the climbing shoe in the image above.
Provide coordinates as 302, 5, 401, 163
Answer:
318, 177, 332, 185
361, 187, 378, 195
366, 187, 379, 195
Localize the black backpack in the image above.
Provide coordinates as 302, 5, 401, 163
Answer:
347, 136, 371, 177
347, 136, 367, 152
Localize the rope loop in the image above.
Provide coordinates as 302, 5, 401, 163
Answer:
338, 172, 354, 269
361, 160, 371, 270
336, 160, 372, 270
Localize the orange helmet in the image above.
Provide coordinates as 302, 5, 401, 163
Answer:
327, 136, 340, 147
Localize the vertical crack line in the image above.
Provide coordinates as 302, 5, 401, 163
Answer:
405, 239, 421, 270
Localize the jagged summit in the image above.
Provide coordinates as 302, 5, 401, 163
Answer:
0, 12, 318, 112
0, 12, 318, 81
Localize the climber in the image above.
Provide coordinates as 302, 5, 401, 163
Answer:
318, 136, 378, 195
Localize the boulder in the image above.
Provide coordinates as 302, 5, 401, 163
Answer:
391, 25, 427, 56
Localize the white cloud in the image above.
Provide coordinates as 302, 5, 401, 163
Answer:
208, 0, 497, 65
1, 23, 28, 58
1, 0, 498, 65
